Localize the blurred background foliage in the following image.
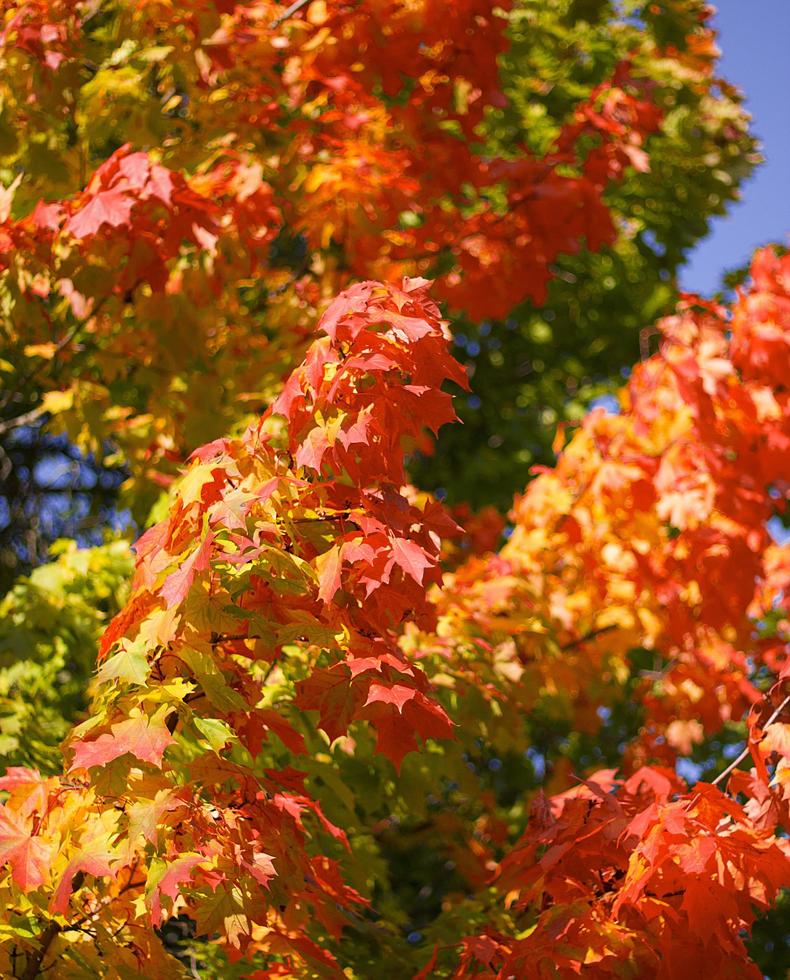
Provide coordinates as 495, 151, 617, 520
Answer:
0, 540, 130, 772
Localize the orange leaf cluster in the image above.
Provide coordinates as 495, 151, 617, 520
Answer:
417, 248, 790, 976
0, 249, 788, 976
452, 771, 789, 979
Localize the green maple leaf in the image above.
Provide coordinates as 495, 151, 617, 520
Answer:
97, 638, 150, 687
194, 717, 237, 754
178, 647, 246, 713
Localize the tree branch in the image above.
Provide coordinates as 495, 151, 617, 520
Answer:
0, 405, 46, 436
20, 921, 60, 980
0, 319, 83, 413
0, 289, 114, 413
68, 874, 146, 932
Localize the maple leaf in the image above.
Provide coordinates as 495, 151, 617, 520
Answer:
389, 536, 434, 585
51, 850, 114, 915
69, 712, 175, 771
126, 790, 183, 847
676, 834, 716, 875
296, 665, 362, 742
161, 531, 214, 608
244, 850, 276, 888
191, 881, 253, 950
316, 544, 343, 603
0, 808, 51, 891
96, 639, 149, 686
0, 768, 51, 817
364, 682, 416, 713
360, 687, 454, 769
66, 190, 134, 238
148, 853, 207, 925
254, 711, 307, 755
295, 426, 329, 472
178, 646, 246, 713
762, 722, 790, 758
117, 151, 151, 190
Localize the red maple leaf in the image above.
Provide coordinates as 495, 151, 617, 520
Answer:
69, 714, 175, 771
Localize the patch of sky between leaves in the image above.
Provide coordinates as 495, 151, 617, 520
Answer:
767, 516, 790, 546
675, 757, 704, 784
588, 394, 621, 415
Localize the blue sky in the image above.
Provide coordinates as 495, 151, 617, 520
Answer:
679, 0, 790, 294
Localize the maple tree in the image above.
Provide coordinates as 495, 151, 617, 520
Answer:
0, 252, 788, 976
0, 278, 465, 976
0, 0, 788, 978
0, 0, 755, 575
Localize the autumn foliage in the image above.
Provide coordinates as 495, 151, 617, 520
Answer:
0, 0, 748, 502
419, 247, 790, 977
0, 280, 462, 975
0, 248, 788, 975
0, 0, 787, 978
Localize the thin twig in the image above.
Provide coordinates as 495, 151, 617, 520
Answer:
560, 623, 618, 652
270, 0, 313, 29
711, 694, 790, 787
260, 658, 281, 687
0, 289, 113, 413
638, 657, 677, 682
0, 319, 82, 413
289, 512, 351, 524
639, 326, 658, 362
188, 949, 202, 979
209, 633, 262, 645
67, 863, 144, 932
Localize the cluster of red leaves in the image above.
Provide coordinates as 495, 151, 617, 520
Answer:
1, 144, 280, 295
0, 138, 285, 480
417, 248, 790, 976
449, 770, 788, 979
432, 248, 790, 762
0, 252, 788, 975
0, 3, 782, 976
0, 0, 77, 72
556, 61, 663, 183
275, 3, 662, 318
0, 279, 464, 974
1, 0, 664, 319
435, 66, 662, 320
